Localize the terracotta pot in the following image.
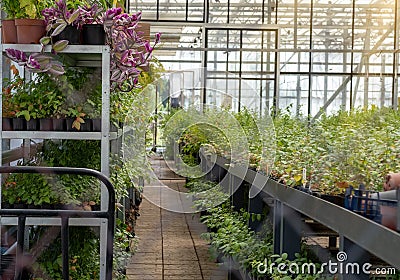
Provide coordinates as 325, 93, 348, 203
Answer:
15, 19, 46, 44
380, 205, 397, 230
136, 23, 150, 42
384, 172, 400, 191
2, 19, 17, 43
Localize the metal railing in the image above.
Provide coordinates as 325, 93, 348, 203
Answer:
0, 166, 115, 280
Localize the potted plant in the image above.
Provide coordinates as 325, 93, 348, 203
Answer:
41, 0, 82, 45
65, 106, 88, 131
0, 0, 20, 43
79, 3, 105, 45
14, 0, 51, 44
5, 47, 66, 77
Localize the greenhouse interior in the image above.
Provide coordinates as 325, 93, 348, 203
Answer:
0, 0, 400, 279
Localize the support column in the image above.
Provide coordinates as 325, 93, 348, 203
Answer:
248, 191, 264, 231
338, 236, 370, 280
273, 200, 302, 260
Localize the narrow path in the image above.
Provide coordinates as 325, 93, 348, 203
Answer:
126, 157, 228, 280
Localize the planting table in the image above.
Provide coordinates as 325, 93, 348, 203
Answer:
200, 152, 400, 277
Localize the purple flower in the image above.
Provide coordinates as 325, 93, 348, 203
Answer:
5, 49, 27, 64
27, 56, 41, 69
155, 32, 161, 44
103, 7, 123, 21
144, 41, 153, 53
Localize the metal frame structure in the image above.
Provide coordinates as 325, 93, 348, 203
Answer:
0, 43, 113, 279
129, 0, 400, 117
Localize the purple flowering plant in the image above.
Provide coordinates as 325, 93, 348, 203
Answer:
41, 0, 81, 36
104, 9, 161, 91
5, 48, 65, 76
5, 4, 161, 89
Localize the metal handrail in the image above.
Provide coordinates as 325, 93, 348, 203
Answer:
0, 166, 115, 280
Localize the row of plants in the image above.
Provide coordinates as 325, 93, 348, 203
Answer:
163, 106, 400, 195
187, 179, 325, 280
2, 65, 102, 131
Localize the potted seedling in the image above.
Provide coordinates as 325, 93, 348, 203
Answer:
65, 106, 89, 131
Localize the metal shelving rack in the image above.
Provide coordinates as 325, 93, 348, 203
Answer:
0, 43, 113, 279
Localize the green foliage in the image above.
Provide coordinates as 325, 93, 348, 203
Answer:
199, 197, 322, 279
2, 172, 58, 205
1, 0, 52, 19
273, 107, 400, 193
170, 106, 400, 194
113, 218, 137, 279
31, 227, 100, 279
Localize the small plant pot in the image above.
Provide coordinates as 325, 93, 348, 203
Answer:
82, 24, 105, 45
52, 118, 66, 131
2, 19, 17, 43
39, 118, 53, 131
66, 118, 76, 131
80, 119, 92, 132
15, 19, 46, 44
2, 118, 13, 131
54, 25, 81, 44
26, 119, 38, 131
12, 118, 25, 131
92, 118, 101, 132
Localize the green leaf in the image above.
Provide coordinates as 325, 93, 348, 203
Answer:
53, 40, 69, 52
40, 36, 51, 45
48, 64, 65, 76
67, 10, 80, 24
51, 23, 67, 36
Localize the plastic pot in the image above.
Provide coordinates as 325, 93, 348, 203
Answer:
52, 118, 66, 131
12, 118, 25, 131
82, 24, 105, 45
2, 118, 13, 131
54, 25, 81, 44
39, 118, 53, 131
26, 119, 38, 130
